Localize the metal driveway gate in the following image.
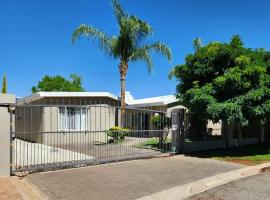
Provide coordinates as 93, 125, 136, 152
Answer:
11, 103, 175, 174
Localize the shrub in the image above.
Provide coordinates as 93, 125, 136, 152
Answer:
105, 126, 129, 143
151, 115, 171, 129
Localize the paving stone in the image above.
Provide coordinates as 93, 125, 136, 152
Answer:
26, 155, 243, 200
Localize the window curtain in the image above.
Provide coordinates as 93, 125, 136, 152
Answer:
67, 108, 75, 130
59, 107, 87, 130
75, 108, 81, 130
59, 107, 66, 130
80, 108, 87, 130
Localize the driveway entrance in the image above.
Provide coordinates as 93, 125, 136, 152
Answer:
26, 155, 243, 200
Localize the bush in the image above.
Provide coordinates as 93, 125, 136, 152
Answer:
105, 126, 129, 143
151, 115, 171, 129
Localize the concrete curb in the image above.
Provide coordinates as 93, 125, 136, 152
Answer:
136, 162, 270, 200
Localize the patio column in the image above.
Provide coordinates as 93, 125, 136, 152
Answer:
0, 94, 15, 176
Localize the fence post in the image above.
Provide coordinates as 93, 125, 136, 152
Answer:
0, 94, 15, 176
171, 108, 185, 154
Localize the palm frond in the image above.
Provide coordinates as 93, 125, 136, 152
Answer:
72, 24, 113, 55
129, 42, 172, 73
168, 67, 176, 79
130, 42, 172, 62
112, 0, 127, 25
128, 15, 153, 44
140, 52, 153, 73
113, 0, 152, 51
129, 48, 153, 72
110, 36, 121, 58
144, 42, 172, 61
112, 15, 153, 61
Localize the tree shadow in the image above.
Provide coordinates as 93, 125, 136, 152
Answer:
184, 142, 270, 159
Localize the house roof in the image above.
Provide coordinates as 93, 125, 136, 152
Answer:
128, 95, 178, 107
17, 92, 119, 104
17, 91, 178, 107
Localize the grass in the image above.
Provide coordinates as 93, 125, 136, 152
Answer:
187, 143, 270, 165
135, 138, 171, 150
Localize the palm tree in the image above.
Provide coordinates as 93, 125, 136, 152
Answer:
72, 0, 172, 127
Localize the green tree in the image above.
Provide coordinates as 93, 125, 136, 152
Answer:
2, 74, 7, 94
171, 35, 270, 135
32, 74, 85, 93
193, 37, 202, 52
72, 0, 171, 127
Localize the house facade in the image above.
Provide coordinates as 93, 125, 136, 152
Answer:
15, 92, 120, 144
15, 91, 223, 145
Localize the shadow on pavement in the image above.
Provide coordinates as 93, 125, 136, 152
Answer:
184, 142, 270, 159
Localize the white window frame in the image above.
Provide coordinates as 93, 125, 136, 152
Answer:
58, 107, 88, 131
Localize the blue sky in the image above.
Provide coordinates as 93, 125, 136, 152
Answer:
1, 0, 270, 98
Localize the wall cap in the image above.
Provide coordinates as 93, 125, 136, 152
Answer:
0, 94, 16, 105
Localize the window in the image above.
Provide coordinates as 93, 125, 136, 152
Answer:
58, 107, 88, 130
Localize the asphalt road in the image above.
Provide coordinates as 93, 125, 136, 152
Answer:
186, 171, 270, 200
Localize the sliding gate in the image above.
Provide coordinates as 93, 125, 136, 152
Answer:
11, 103, 175, 174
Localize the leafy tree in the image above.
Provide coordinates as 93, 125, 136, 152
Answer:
230, 34, 244, 49
171, 35, 270, 135
2, 74, 7, 94
193, 37, 202, 52
72, 0, 171, 127
32, 74, 85, 93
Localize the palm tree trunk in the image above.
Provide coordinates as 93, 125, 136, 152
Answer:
119, 61, 128, 128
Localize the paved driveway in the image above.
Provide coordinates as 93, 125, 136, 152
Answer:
0, 177, 24, 200
13, 137, 163, 174
58, 137, 160, 161
186, 170, 270, 200
0, 177, 42, 200
26, 155, 243, 200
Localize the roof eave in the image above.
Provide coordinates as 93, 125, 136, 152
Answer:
17, 92, 120, 104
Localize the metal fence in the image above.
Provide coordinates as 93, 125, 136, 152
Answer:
174, 109, 226, 153
11, 103, 173, 174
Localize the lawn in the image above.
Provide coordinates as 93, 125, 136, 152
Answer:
135, 138, 171, 152
187, 143, 270, 165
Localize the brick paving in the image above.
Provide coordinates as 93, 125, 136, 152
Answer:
0, 177, 43, 200
0, 177, 23, 200
26, 155, 243, 200
58, 137, 162, 160
13, 137, 165, 174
